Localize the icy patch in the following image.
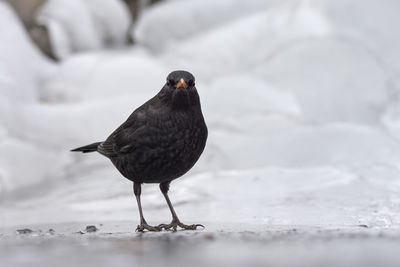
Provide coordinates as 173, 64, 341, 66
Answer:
3, 165, 400, 228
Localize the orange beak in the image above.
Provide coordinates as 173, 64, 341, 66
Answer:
175, 78, 188, 89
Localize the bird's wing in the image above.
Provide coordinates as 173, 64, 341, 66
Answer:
98, 97, 159, 158
98, 116, 145, 157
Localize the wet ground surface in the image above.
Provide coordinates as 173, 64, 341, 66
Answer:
2, 167, 400, 267
2, 222, 400, 267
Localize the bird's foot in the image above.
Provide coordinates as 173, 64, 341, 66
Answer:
135, 222, 161, 232
158, 219, 204, 231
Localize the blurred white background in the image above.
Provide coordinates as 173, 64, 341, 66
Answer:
1, 0, 400, 230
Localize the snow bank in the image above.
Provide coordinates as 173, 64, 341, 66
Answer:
37, 0, 131, 59
2, 0, 400, 234
315, 0, 400, 75
255, 37, 389, 124
0, 2, 53, 103
160, 1, 331, 79
40, 50, 167, 102
0, 2, 56, 192
134, 0, 288, 51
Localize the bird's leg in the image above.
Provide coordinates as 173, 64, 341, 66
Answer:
158, 182, 204, 231
133, 182, 161, 232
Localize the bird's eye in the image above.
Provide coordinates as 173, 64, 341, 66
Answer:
188, 80, 195, 87
167, 79, 174, 86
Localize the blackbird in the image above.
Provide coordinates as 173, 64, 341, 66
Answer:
71, 70, 208, 232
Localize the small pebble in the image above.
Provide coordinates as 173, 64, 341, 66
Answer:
16, 228, 33, 234
48, 229, 55, 235
86, 225, 98, 233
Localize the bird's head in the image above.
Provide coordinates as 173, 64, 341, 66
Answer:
166, 70, 195, 90
159, 70, 200, 109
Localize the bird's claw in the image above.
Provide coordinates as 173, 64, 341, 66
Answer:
135, 223, 162, 232
158, 221, 204, 231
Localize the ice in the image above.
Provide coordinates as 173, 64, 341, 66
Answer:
40, 50, 167, 102
38, 0, 101, 58
382, 104, 400, 141
134, 0, 288, 52
204, 74, 301, 119
0, 2, 54, 103
0, 138, 69, 191
159, 1, 331, 79
255, 37, 390, 124
83, 0, 131, 47
37, 0, 131, 59
2, 0, 400, 208
2, 1, 400, 264
3, 164, 400, 228
0, 2, 56, 192
314, 0, 400, 75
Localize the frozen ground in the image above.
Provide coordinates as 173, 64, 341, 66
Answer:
3, 224, 400, 267
2, 166, 400, 266
2, 0, 400, 266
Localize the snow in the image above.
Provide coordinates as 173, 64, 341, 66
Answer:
37, 0, 131, 59
159, 2, 331, 80
2, 1, 400, 265
0, 2, 56, 193
40, 50, 167, 102
0, 2, 54, 103
256, 37, 390, 123
134, 0, 284, 51
315, 0, 400, 75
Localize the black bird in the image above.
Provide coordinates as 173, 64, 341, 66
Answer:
71, 70, 208, 232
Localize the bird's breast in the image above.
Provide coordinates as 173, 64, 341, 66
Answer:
129, 109, 207, 183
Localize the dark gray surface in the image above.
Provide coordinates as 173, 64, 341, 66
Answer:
2, 223, 400, 267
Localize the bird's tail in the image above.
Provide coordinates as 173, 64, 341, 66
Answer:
70, 142, 102, 153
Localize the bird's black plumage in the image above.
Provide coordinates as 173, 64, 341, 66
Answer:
71, 70, 207, 232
